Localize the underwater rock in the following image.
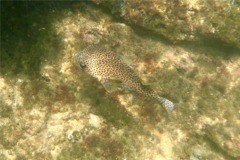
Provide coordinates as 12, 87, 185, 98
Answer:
1, 1, 239, 159
92, 0, 240, 48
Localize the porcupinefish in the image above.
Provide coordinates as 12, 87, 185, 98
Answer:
74, 46, 174, 112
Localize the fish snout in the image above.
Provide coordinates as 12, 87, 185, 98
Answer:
74, 52, 86, 69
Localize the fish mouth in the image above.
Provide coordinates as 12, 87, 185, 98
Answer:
73, 51, 86, 70
73, 52, 79, 64
73, 51, 82, 65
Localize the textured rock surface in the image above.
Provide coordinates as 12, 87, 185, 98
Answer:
92, 0, 240, 48
1, 1, 240, 160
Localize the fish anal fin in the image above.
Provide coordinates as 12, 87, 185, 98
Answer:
101, 79, 123, 93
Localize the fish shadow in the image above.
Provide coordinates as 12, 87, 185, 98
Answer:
78, 76, 141, 129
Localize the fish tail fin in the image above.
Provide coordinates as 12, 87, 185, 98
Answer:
156, 96, 174, 112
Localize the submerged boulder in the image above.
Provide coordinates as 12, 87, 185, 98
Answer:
92, 0, 240, 48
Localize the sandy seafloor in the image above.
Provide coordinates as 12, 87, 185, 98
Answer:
1, 1, 240, 160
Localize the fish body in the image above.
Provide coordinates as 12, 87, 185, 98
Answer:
74, 46, 174, 112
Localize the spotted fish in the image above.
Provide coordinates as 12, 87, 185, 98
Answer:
74, 46, 174, 112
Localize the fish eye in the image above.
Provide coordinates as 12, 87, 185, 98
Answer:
79, 63, 86, 69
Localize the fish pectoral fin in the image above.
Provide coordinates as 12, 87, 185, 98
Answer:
141, 81, 155, 87
100, 79, 123, 93
140, 83, 154, 92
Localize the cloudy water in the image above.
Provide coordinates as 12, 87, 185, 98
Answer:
1, 1, 239, 160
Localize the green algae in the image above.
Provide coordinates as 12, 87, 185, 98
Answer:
1, 2, 66, 79
1, 1, 240, 160
92, 0, 240, 49
0, 101, 13, 118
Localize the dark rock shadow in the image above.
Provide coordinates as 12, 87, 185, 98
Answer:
1, 1, 79, 79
